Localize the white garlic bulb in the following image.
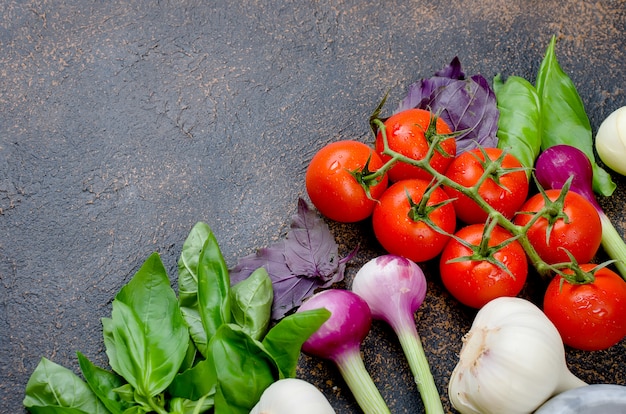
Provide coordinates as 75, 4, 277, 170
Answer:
250, 378, 336, 414
448, 297, 586, 414
595, 106, 626, 176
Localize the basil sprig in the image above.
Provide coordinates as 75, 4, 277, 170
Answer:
496, 35, 616, 197
24, 222, 330, 414
536, 35, 616, 196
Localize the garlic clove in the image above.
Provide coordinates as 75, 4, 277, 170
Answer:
595, 106, 626, 176
250, 378, 336, 414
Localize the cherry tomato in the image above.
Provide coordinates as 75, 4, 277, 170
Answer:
439, 223, 528, 309
375, 108, 456, 182
306, 140, 388, 223
372, 179, 456, 263
513, 189, 602, 264
543, 264, 626, 351
444, 147, 529, 224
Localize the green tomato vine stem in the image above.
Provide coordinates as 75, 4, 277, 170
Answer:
367, 118, 570, 281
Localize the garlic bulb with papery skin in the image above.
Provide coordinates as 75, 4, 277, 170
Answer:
595, 106, 626, 176
448, 297, 586, 414
250, 378, 336, 414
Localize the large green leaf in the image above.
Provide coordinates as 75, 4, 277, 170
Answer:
178, 222, 212, 356
230, 267, 273, 341
536, 35, 615, 196
77, 352, 130, 414
494, 74, 542, 178
23, 357, 109, 413
210, 324, 277, 414
107, 252, 189, 398
262, 308, 330, 378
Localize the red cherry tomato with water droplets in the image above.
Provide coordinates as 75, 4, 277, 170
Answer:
513, 189, 602, 265
439, 223, 528, 309
375, 108, 456, 183
543, 264, 626, 351
372, 178, 456, 263
306, 140, 388, 223
444, 147, 529, 224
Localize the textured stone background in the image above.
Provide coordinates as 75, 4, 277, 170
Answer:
1, 1, 625, 412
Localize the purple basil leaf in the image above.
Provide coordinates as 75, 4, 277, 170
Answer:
229, 197, 351, 320
396, 57, 465, 112
284, 198, 343, 284
396, 57, 499, 153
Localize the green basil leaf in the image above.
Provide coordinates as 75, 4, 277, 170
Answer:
25, 407, 90, 414
536, 35, 616, 196
178, 337, 198, 373
77, 352, 130, 414
101, 317, 118, 373
169, 396, 215, 414
197, 231, 231, 348
210, 324, 277, 414
23, 357, 109, 413
178, 222, 212, 357
112, 384, 136, 403
121, 406, 149, 414
169, 357, 216, 402
108, 253, 189, 398
230, 267, 273, 340
494, 73, 542, 176
262, 308, 330, 378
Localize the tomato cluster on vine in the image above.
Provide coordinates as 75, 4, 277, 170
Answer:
305, 108, 626, 351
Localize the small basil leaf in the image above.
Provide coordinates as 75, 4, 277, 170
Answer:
121, 406, 149, 414
101, 317, 119, 374
494, 74, 542, 176
197, 232, 231, 346
112, 384, 136, 403
169, 397, 215, 414
178, 222, 212, 357
230, 267, 273, 340
210, 324, 278, 414
536, 35, 616, 196
23, 357, 109, 413
77, 352, 130, 414
109, 253, 189, 398
262, 308, 331, 378
169, 357, 216, 402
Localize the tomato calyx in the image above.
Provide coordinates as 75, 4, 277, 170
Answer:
348, 153, 386, 201
422, 112, 458, 158
516, 175, 574, 242
551, 252, 618, 286
445, 215, 522, 279
405, 179, 456, 233
470, 146, 528, 191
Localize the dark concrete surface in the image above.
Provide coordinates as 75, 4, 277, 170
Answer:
1, 1, 625, 413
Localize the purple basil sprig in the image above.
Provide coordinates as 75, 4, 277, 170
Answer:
230, 198, 356, 320
396, 57, 499, 153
